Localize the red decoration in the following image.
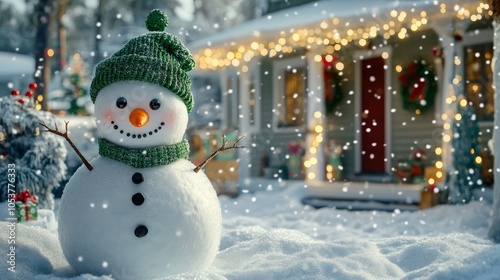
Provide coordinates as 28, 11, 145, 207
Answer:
412, 164, 423, 176
398, 74, 409, 87
17, 99, 25, 104
28, 83, 38, 90
431, 47, 443, 58
453, 32, 463, 43
25, 91, 33, 97
407, 62, 418, 75
1, 151, 7, 156
409, 79, 428, 102
410, 148, 427, 161
10, 90, 20, 96
15, 190, 38, 203
287, 142, 303, 156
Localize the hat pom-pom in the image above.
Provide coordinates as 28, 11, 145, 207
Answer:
146, 9, 168, 32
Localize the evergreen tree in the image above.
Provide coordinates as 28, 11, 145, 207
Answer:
61, 54, 90, 115
449, 98, 482, 203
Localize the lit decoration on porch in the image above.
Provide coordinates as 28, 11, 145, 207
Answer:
398, 60, 438, 113
286, 141, 305, 179
394, 157, 413, 183
394, 148, 428, 184
410, 148, 427, 183
193, 2, 491, 71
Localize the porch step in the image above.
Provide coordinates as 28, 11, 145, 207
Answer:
302, 180, 424, 211
302, 197, 419, 212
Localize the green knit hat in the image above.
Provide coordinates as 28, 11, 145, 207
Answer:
90, 9, 195, 112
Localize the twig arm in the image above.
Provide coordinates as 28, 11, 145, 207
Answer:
39, 121, 94, 171
193, 135, 246, 173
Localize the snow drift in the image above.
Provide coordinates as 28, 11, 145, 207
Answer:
0, 185, 498, 280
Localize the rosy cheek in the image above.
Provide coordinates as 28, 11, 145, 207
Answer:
164, 112, 175, 125
98, 108, 116, 123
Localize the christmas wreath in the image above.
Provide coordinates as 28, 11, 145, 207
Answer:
398, 60, 437, 113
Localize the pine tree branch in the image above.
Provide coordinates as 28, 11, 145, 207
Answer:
39, 121, 93, 171
193, 135, 246, 173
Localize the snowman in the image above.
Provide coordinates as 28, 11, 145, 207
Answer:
57, 10, 221, 279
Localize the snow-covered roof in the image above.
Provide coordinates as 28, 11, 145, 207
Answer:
0, 52, 35, 76
188, 0, 476, 51
0, 51, 34, 77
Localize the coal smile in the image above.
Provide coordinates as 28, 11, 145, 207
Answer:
111, 121, 165, 139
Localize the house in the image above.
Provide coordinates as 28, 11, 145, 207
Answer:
187, 0, 493, 205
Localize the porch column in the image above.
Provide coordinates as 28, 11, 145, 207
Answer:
304, 49, 326, 182
433, 21, 460, 184
219, 70, 229, 129
238, 67, 252, 185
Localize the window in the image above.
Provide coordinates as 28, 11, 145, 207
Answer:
248, 66, 261, 131
224, 73, 239, 129
265, 0, 317, 14
249, 81, 256, 125
273, 57, 307, 130
464, 43, 494, 121
190, 74, 222, 128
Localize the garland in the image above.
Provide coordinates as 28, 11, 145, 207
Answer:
398, 60, 437, 113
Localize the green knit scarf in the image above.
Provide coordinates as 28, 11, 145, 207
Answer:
98, 138, 189, 168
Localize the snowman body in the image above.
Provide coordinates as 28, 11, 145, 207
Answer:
58, 81, 221, 279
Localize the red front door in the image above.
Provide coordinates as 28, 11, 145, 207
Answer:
361, 56, 386, 173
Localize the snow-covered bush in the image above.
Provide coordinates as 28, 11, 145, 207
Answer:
0, 97, 67, 210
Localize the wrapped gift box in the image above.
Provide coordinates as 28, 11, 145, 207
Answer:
15, 190, 38, 222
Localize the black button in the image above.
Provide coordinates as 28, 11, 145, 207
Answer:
132, 193, 145, 205
135, 225, 148, 238
132, 172, 144, 184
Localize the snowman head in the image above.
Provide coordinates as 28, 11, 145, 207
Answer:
94, 81, 188, 149
89, 9, 195, 149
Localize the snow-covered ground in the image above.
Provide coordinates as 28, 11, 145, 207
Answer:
0, 184, 498, 280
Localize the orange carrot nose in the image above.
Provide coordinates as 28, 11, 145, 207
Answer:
129, 108, 149, 127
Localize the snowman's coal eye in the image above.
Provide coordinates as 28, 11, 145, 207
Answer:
150, 99, 161, 110
116, 97, 127, 109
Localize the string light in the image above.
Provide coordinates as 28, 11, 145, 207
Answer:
194, 2, 490, 70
